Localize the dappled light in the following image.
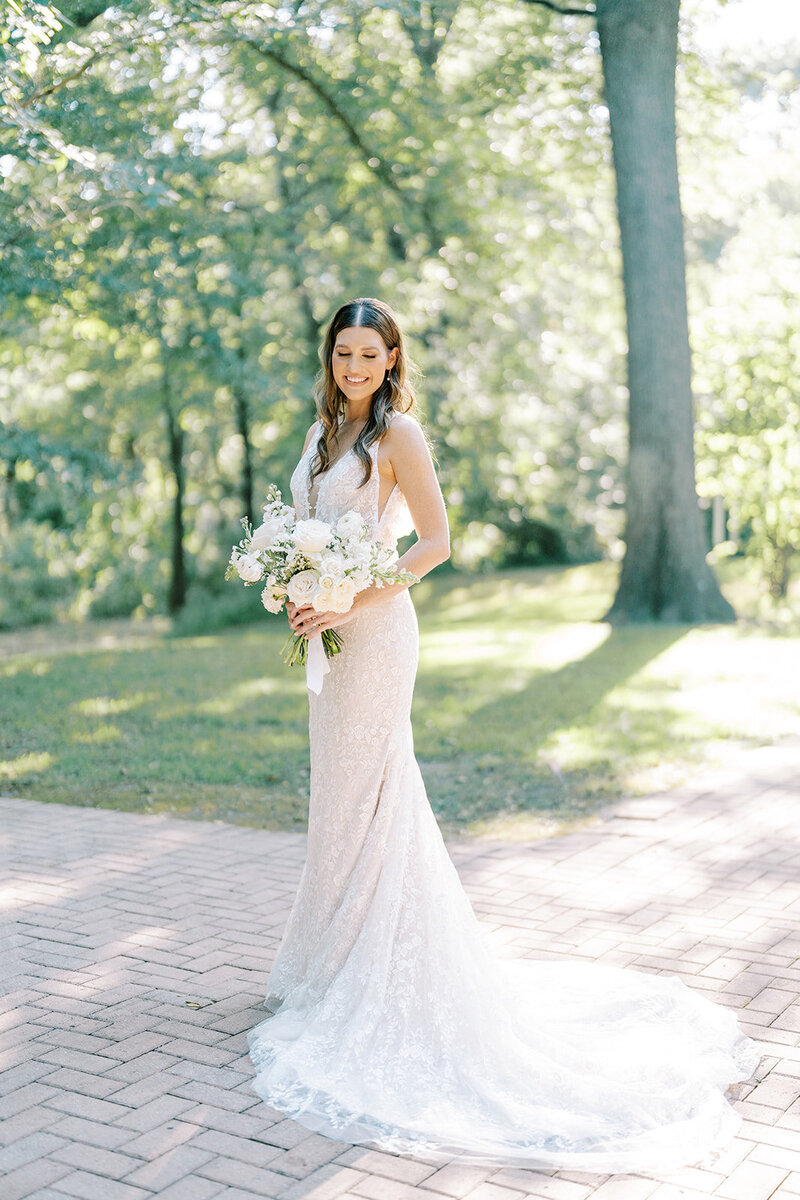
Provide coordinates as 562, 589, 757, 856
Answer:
0, 750, 53, 782
193, 675, 285, 717
71, 723, 124, 745
73, 692, 156, 717
3, 564, 798, 843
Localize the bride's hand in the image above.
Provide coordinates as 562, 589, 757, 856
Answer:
290, 602, 357, 639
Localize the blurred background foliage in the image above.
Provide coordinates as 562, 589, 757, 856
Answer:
1, 0, 797, 631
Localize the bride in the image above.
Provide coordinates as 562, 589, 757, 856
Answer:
246, 296, 764, 1174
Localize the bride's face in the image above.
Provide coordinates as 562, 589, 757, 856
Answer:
332, 326, 398, 404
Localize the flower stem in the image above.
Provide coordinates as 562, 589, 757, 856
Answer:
281, 628, 344, 667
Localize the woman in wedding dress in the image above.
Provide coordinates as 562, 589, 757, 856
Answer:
246, 296, 764, 1174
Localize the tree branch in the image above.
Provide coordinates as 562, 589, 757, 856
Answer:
519, 0, 596, 15
23, 48, 104, 103
224, 30, 443, 248
230, 36, 396, 190
59, 1, 114, 27
398, 1, 457, 73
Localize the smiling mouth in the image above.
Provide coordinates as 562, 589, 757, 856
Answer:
345, 376, 368, 384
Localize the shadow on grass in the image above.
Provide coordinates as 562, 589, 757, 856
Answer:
0, 623, 313, 829
2, 606, 696, 837
416, 623, 692, 835
470, 624, 687, 744
2, 572, 732, 838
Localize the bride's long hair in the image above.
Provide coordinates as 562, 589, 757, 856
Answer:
310, 297, 424, 491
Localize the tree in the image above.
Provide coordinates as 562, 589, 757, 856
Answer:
524, 0, 735, 622
7, 0, 779, 629
597, 0, 734, 621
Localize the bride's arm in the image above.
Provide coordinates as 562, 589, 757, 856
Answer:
354, 414, 450, 608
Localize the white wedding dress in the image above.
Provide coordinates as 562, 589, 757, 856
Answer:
246, 422, 764, 1174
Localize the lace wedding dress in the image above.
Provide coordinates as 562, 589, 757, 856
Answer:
246, 422, 764, 1173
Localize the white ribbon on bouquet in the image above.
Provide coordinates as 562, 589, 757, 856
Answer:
305, 634, 330, 695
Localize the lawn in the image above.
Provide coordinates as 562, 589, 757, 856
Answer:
2, 561, 798, 840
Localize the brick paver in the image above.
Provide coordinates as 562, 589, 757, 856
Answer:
2, 739, 799, 1199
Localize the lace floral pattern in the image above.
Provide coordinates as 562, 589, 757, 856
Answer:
246, 421, 765, 1173
294, 421, 415, 550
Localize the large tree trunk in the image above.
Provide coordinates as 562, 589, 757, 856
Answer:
596, 0, 734, 623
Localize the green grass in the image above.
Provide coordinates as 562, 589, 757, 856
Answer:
2, 561, 799, 840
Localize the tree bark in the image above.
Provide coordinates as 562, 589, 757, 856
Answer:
596, 0, 734, 622
161, 352, 187, 614
233, 369, 255, 526
1, 457, 17, 535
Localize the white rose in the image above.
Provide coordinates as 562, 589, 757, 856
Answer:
249, 516, 286, 552
330, 577, 357, 613
311, 588, 336, 613
236, 552, 264, 583
261, 585, 285, 614
315, 571, 339, 595
293, 519, 332, 555
336, 511, 365, 540
286, 568, 320, 606
319, 553, 347, 578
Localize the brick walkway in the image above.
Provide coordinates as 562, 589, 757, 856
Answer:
2, 742, 800, 1200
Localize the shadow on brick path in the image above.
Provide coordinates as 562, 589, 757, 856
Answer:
2, 740, 799, 1200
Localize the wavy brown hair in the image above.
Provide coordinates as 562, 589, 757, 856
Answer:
309, 297, 425, 492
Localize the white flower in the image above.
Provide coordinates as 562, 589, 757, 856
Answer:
260, 574, 288, 614
311, 575, 356, 615
315, 571, 339, 596
330, 577, 357, 612
236, 552, 264, 583
350, 564, 372, 590
347, 541, 371, 567
249, 516, 287, 552
336, 511, 365, 540
293, 519, 332, 555
319, 553, 347, 578
264, 500, 295, 524
375, 545, 395, 570
312, 588, 336, 613
286, 568, 320, 606
262, 585, 284, 614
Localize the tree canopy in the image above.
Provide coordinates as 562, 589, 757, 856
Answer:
1, 0, 796, 628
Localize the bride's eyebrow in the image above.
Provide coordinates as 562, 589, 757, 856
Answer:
335, 344, 381, 352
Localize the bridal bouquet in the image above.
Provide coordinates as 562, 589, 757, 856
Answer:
225, 485, 418, 692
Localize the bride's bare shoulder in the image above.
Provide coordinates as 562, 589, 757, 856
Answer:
301, 420, 321, 455
383, 411, 428, 456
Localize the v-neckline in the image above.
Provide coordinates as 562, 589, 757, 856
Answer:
306, 440, 360, 520
303, 425, 399, 526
